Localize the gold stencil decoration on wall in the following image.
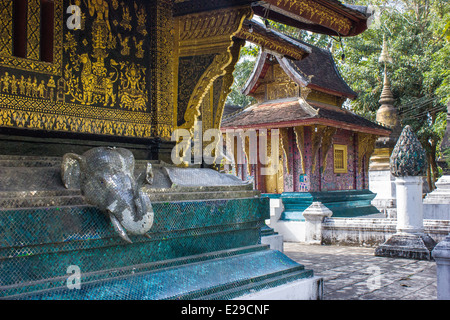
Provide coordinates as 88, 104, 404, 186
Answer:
0, 0, 63, 75
118, 61, 148, 112
135, 2, 148, 36
0, 0, 13, 56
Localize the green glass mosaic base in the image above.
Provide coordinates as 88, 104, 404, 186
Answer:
7, 245, 314, 300
280, 190, 379, 221
0, 197, 271, 298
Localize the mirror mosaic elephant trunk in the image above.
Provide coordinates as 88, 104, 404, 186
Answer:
61, 147, 154, 243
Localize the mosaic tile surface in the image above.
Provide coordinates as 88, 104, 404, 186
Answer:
0, 197, 270, 298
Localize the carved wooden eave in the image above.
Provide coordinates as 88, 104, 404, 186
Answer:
235, 19, 311, 61
174, 0, 371, 37
251, 0, 370, 37
174, 6, 253, 132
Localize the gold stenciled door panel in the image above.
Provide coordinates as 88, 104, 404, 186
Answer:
0, 0, 174, 139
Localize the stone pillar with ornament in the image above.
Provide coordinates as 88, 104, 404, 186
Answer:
430, 100, 450, 299
423, 101, 450, 220
303, 202, 333, 245
369, 36, 402, 218
375, 126, 436, 260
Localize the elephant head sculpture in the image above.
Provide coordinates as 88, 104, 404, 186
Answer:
61, 147, 154, 243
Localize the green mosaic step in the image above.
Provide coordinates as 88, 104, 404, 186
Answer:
4, 246, 313, 300
0, 197, 270, 298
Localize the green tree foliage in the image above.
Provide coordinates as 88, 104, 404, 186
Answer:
226, 44, 258, 108
336, 0, 450, 188
227, 1, 450, 189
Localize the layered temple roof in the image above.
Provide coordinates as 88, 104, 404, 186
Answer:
221, 98, 391, 136
222, 22, 391, 137
241, 33, 357, 100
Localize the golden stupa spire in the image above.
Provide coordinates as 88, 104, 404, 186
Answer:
376, 36, 398, 128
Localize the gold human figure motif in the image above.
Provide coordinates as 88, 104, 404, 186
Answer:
80, 53, 95, 104
10, 75, 17, 95
118, 34, 130, 56
120, 4, 132, 31
31, 78, 38, 98
18, 76, 26, 95
133, 37, 144, 59
2, 72, 10, 93
47, 76, 56, 101
26, 77, 32, 96
134, 2, 147, 36
37, 80, 46, 98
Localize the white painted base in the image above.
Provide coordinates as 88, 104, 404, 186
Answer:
261, 234, 284, 252
322, 217, 450, 246
235, 276, 323, 300
270, 220, 306, 242
423, 175, 450, 220
369, 170, 396, 217
423, 204, 450, 220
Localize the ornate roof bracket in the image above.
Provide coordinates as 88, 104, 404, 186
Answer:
175, 6, 253, 133
293, 126, 306, 173
252, 0, 369, 37
321, 126, 337, 172
311, 125, 336, 174
358, 132, 378, 173
279, 127, 291, 174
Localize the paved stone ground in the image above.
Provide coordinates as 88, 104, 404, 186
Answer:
283, 242, 437, 300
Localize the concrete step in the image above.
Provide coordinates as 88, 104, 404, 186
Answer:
0, 155, 62, 167
0, 190, 84, 209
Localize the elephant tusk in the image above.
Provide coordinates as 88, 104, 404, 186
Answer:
108, 211, 132, 243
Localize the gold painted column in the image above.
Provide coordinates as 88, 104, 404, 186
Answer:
150, 0, 175, 139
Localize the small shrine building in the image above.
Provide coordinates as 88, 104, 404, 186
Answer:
221, 25, 391, 220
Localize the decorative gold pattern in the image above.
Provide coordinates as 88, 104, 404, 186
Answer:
0, 0, 63, 75
293, 126, 305, 173
0, 0, 12, 56
279, 127, 290, 174
179, 52, 232, 132
0, 94, 152, 137
321, 127, 337, 172
150, 0, 174, 138
358, 132, 378, 173
27, 0, 41, 61
310, 125, 335, 173
213, 39, 245, 130
236, 26, 307, 61
267, 0, 353, 35
0, 0, 161, 138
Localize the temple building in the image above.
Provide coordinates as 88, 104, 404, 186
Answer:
221, 24, 391, 241
222, 26, 391, 197
0, 0, 375, 299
